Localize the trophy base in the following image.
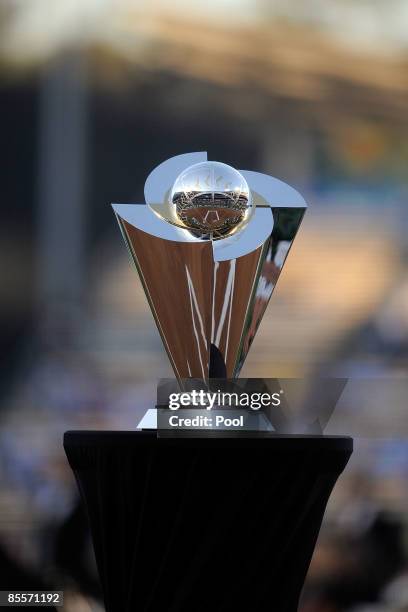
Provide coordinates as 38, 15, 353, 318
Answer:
64, 431, 352, 612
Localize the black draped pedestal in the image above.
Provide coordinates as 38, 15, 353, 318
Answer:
64, 431, 352, 612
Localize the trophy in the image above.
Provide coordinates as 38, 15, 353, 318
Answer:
113, 152, 306, 382
64, 152, 352, 612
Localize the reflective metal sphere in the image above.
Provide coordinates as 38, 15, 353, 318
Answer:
170, 161, 253, 239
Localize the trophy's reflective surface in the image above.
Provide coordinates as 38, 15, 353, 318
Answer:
113, 152, 307, 380
171, 161, 253, 239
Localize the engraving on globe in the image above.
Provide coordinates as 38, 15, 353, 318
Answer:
170, 161, 253, 239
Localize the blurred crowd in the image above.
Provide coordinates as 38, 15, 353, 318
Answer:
1, 1, 408, 610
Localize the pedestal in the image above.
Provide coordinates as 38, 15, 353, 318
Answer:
64, 431, 352, 612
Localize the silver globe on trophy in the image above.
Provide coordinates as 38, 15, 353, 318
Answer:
113, 152, 306, 392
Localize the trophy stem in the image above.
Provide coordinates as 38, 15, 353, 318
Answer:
64, 431, 352, 612
208, 344, 227, 378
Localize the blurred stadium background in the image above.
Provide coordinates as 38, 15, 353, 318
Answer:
1, 1, 408, 610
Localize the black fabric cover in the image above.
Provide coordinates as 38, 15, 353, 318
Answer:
64, 431, 352, 612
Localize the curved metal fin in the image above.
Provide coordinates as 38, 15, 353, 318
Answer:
144, 152, 207, 207
240, 170, 307, 208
